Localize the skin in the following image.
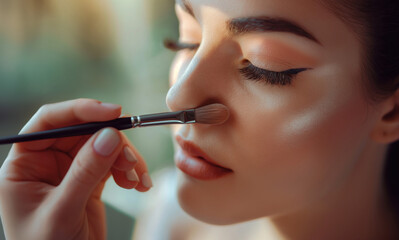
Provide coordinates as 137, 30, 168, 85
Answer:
167, 0, 399, 239
0, 99, 151, 240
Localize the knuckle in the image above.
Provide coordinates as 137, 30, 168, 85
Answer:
33, 103, 56, 127
75, 98, 99, 107
73, 98, 100, 113
71, 158, 101, 186
74, 98, 87, 106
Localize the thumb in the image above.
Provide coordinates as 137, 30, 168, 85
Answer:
58, 128, 122, 205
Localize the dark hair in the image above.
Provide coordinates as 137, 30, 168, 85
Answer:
322, 0, 399, 219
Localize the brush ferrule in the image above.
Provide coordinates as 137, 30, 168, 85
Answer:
131, 109, 196, 127
131, 116, 141, 127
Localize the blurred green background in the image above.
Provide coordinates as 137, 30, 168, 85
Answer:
0, 0, 178, 239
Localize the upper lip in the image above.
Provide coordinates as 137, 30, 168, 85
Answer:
175, 135, 231, 170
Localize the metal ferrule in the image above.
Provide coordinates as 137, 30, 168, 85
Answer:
131, 109, 196, 127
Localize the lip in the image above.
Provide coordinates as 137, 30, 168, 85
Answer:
174, 136, 232, 180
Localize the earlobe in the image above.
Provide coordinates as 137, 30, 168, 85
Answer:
370, 89, 399, 144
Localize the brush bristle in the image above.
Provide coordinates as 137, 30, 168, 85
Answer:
195, 104, 230, 124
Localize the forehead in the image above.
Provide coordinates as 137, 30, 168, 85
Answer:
177, 0, 325, 18
176, 0, 357, 49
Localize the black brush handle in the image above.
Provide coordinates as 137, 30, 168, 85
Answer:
0, 117, 133, 144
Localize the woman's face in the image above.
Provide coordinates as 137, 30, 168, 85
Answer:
166, 0, 380, 224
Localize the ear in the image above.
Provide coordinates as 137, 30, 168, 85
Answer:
370, 89, 399, 143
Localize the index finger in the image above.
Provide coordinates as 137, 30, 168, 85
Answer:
17, 98, 122, 151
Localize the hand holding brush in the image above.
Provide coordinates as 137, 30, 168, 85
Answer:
0, 99, 229, 240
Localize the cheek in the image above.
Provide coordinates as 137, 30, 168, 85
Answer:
229, 68, 372, 211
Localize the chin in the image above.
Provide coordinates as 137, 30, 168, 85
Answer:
175, 176, 256, 225
177, 195, 242, 225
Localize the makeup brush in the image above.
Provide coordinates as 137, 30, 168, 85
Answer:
0, 104, 229, 144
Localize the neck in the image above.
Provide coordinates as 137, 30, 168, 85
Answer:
265, 142, 399, 240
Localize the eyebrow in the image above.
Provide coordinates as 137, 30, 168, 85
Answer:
227, 17, 320, 44
175, 0, 320, 45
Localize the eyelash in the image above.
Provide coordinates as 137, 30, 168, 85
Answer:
239, 63, 307, 86
163, 39, 199, 51
163, 39, 308, 86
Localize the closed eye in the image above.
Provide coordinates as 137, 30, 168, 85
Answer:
164, 39, 200, 51
239, 63, 308, 86
164, 39, 308, 86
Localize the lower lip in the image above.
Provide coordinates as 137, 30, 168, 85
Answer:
174, 149, 232, 180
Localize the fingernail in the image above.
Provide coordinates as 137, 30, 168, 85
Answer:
101, 102, 120, 110
93, 128, 120, 156
124, 147, 138, 164
126, 169, 139, 182
141, 173, 153, 188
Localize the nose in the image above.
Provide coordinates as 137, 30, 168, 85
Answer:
166, 45, 230, 112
